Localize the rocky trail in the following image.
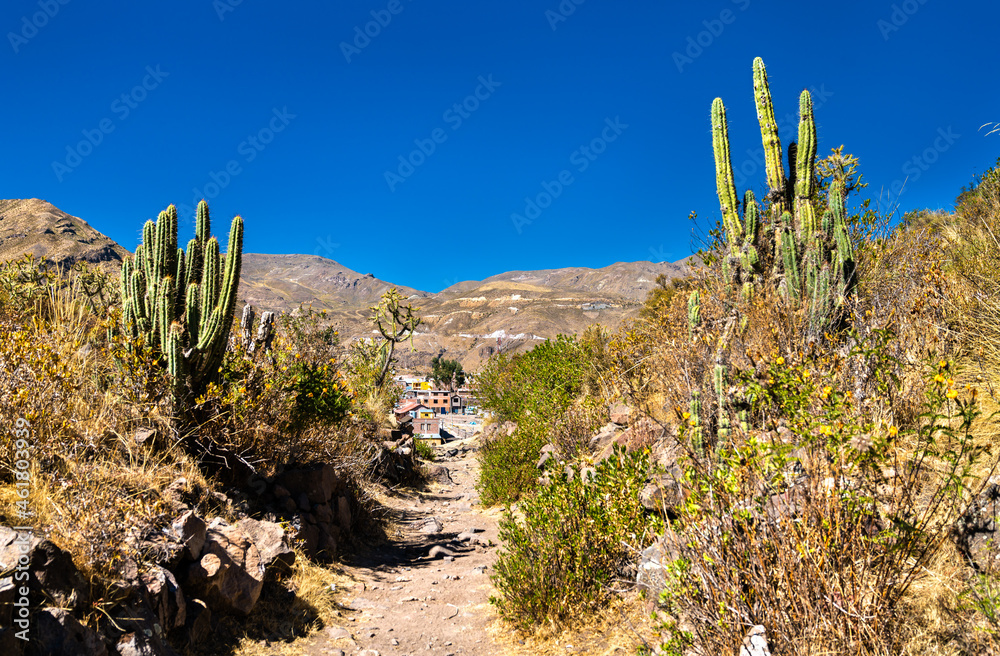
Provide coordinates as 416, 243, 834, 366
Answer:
302, 437, 504, 656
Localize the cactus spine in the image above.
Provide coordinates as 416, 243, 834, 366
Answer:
121, 200, 244, 404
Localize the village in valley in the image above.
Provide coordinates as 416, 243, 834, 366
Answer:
392, 374, 481, 444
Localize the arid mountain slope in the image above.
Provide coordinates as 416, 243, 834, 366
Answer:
239, 253, 427, 312
0, 199, 691, 369
0, 198, 128, 268
441, 259, 690, 301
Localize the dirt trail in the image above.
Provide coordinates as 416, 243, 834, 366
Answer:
304, 437, 504, 656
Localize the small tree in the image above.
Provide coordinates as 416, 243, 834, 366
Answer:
368, 288, 421, 389
431, 354, 465, 390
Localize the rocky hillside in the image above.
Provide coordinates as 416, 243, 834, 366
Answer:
0, 199, 691, 369
240, 256, 690, 370
441, 259, 691, 301
0, 198, 128, 268
240, 253, 428, 312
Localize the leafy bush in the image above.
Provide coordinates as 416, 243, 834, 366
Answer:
490, 445, 660, 630
476, 335, 597, 505
414, 439, 434, 461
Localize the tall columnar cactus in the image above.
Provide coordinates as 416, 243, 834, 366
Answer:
711, 57, 855, 331
121, 200, 244, 403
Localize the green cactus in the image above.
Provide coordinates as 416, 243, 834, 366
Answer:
688, 390, 704, 457
710, 58, 855, 332
687, 290, 701, 341
120, 200, 244, 406
753, 58, 786, 210
713, 364, 730, 443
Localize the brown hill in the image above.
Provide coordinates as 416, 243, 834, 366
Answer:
0, 198, 128, 268
239, 253, 427, 312
0, 199, 692, 369
441, 260, 690, 301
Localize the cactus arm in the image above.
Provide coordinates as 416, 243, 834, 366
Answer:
185, 283, 201, 347
687, 290, 701, 341
200, 238, 221, 333
196, 200, 210, 247
753, 57, 786, 209
712, 98, 742, 253
780, 222, 801, 301
743, 190, 759, 245
166, 322, 188, 405
795, 90, 818, 240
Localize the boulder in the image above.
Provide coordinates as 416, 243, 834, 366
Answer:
609, 403, 632, 426
422, 463, 453, 486
140, 566, 186, 632
0, 528, 87, 609
167, 511, 206, 560
277, 464, 340, 506
639, 468, 685, 513
33, 608, 107, 656
237, 518, 295, 574
185, 519, 265, 615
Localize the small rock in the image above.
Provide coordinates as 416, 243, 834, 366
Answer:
740, 625, 772, 656
134, 427, 157, 446
169, 510, 207, 560
428, 545, 457, 560
325, 626, 352, 640
419, 517, 444, 534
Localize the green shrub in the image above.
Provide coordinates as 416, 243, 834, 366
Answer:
475, 335, 596, 505
490, 445, 661, 631
414, 439, 434, 461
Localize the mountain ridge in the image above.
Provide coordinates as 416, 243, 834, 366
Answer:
0, 199, 691, 367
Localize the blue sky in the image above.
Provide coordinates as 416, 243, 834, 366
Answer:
2, 0, 998, 292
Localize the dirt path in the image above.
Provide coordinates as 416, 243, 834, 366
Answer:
304, 438, 504, 656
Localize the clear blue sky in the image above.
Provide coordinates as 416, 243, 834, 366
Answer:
3, 0, 998, 292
